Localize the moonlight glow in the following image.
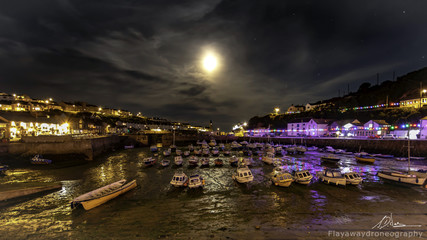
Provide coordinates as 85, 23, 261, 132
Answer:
203, 54, 218, 72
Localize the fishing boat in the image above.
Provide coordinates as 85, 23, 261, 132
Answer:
320, 155, 340, 163
262, 152, 275, 165
188, 174, 205, 188
292, 170, 313, 185
355, 155, 375, 164
175, 149, 182, 156
31, 155, 52, 164
170, 172, 188, 187
188, 156, 199, 167
150, 145, 158, 152
232, 166, 254, 183
344, 172, 363, 185
200, 158, 210, 167
214, 158, 223, 166
174, 156, 183, 166
223, 150, 231, 156
143, 157, 156, 167
170, 144, 177, 152
160, 159, 170, 167
0, 164, 8, 175
229, 156, 238, 166
271, 171, 293, 187
316, 169, 346, 186
71, 179, 137, 210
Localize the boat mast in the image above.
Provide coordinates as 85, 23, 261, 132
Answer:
407, 127, 410, 173
173, 127, 176, 146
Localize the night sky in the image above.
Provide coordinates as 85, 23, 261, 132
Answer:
1, 0, 427, 130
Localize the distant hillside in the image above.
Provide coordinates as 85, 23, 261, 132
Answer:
321, 66, 427, 108
248, 66, 427, 129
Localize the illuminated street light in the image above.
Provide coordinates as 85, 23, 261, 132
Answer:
274, 107, 280, 114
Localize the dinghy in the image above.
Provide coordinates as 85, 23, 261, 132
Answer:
71, 179, 137, 210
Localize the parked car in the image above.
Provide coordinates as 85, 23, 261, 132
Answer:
381, 134, 395, 139
368, 135, 380, 139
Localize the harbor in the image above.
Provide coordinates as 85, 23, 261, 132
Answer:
0, 142, 426, 239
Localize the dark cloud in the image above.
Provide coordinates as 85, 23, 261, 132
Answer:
1, 0, 427, 130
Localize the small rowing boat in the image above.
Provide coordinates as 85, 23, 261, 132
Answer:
71, 179, 137, 210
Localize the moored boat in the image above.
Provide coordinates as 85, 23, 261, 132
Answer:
71, 179, 137, 210
174, 156, 183, 166
377, 171, 426, 186
355, 155, 375, 164
344, 172, 363, 185
188, 174, 205, 188
292, 170, 313, 185
295, 146, 307, 154
170, 172, 189, 187
150, 145, 158, 152
232, 166, 254, 183
143, 157, 156, 167
271, 171, 293, 187
0, 164, 8, 175
163, 149, 171, 157
229, 156, 238, 166
175, 149, 182, 156
214, 158, 223, 166
320, 155, 340, 163
188, 156, 199, 167
160, 159, 170, 167
316, 169, 346, 186
200, 158, 210, 167
31, 155, 52, 164
262, 152, 275, 165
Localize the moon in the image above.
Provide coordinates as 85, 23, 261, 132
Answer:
203, 54, 218, 72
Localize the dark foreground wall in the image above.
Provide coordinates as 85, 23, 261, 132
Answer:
237, 137, 427, 157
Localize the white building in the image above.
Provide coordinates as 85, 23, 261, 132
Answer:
355, 120, 389, 137
287, 118, 330, 137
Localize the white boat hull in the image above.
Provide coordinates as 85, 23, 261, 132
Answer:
378, 172, 426, 186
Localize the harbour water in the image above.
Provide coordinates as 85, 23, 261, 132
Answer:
0, 146, 426, 239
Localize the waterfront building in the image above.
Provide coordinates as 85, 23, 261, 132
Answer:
420, 116, 427, 139
0, 112, 70, 140
287, 118, 331, 137
329, 119, 362, 137
355, 120, 390, 137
